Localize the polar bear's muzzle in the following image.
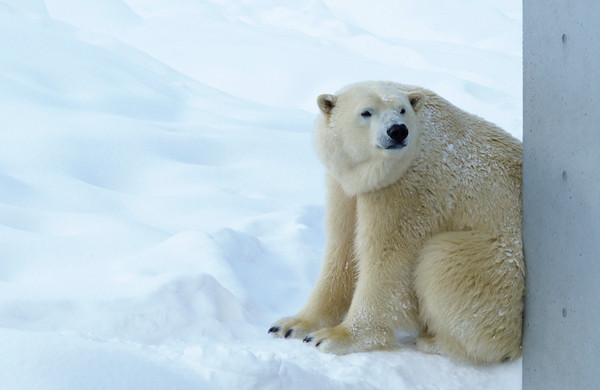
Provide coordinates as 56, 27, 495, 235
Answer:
379, 123, 409, 150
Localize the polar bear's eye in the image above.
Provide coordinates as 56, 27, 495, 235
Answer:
400, 108, 406, 114
361, 110, 372, 118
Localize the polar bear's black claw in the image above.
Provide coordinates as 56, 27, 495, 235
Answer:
268, 326, 280, 334
303, 336, 313, 343
284, 329, 293, 338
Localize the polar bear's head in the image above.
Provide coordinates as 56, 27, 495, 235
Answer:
313, 81, 425, 195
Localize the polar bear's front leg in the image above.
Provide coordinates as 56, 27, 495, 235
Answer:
269, 176, 357, 340
303, 193, 421, 354
302, 258, 417, 354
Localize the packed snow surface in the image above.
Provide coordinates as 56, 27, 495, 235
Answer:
1, 0, 522, 388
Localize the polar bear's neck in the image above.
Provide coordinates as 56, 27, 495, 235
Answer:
333, 152, 417, 196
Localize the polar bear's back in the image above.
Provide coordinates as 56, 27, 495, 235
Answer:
405, 86, 522, 235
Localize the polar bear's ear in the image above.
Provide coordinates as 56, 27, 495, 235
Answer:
407, 91, 425, 113
317, 94, 337, 114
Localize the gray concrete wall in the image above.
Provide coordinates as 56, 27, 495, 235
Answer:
523, 1, 600, 389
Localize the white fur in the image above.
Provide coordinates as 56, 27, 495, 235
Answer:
313, 82, 425, 195
270, 81, 524, 364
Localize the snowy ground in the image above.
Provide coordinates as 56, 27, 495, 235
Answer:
1, 0, 522, 388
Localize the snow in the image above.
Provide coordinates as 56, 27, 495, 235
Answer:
1, 0, 522, 389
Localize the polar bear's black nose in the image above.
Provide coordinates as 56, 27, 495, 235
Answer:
387, 124, 409, 144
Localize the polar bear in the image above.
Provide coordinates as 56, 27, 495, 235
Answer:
269, 81, 524, 364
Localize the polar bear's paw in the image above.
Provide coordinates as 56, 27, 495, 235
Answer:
268, 316, 322, 340
302, 324, 394, 355
302, 325, 354, 354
